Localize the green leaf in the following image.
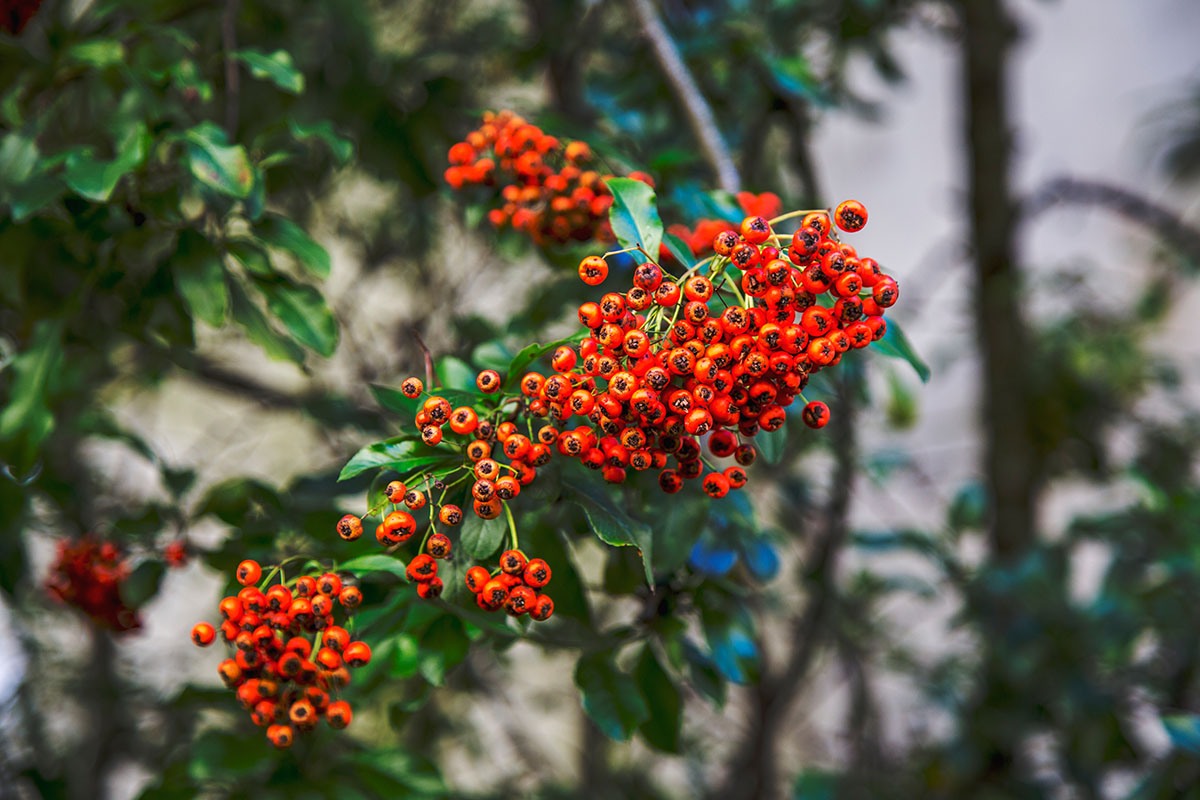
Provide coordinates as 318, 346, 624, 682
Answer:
871, 318, 930, 383
172, 231, 228, 327
67, 40, 126, 67
253, 277, 338, 357
235, 48, 305, 94
8, 176, 63, 221
606, 177, 663, 263
662, 232, 695, 269
341, 554, 408, 578
289, 119, 353, 164
370, 384, 419, 418
0, 133, 38, 186
338, 438, 450, 481
229, 281, 306, 364
756, 418, 786, 464
435, 355, 475, 392
565, 477, 653, 585
471, 340, 512, 372
635, 646, 682, 753
503, 333, 586, 390
227, 240, 273, 276
256, 214, 331, 280
62, 123, 147, 202
460, 511, 507, 559
182, 123, 254, 198
418, 615, 470, 685
0, 320, 62, 456
574, 652, 649, 741
119, 560, 164, 608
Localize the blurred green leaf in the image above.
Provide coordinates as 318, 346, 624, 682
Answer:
173, 231, 228, 327
1165, 715, 1200, 755
67, 40, 125, 67
575, 652, 648, 741
635, 646, 681, 753
871, 319, 930, 383
256, 214, 331, 280
235, 48, 305, 94
757, 419, 786, 464
0, 132, 38, 186
230, 281, 306, 364
341, 554, 408, 578
289, 119, 353, 164
254, 277, 338, 356
182, 123, 254, 198
119, 560, 164, 608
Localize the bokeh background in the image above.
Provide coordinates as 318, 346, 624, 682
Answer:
3, 0, 1200, 798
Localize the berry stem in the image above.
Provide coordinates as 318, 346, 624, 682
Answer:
503, 501, 519, 551
768, 208, 829, 226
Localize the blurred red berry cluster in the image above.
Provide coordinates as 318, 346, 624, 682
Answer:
45, 538, 141, 632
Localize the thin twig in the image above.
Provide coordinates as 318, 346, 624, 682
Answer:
222, 0, 242, 140
628, 0, 740, 193
411, 328, 438, 388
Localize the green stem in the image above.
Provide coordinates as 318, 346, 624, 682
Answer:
768, 208, 828, 226
503, 501, 519, 552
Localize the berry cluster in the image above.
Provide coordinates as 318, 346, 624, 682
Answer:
190, 559, 371, 749
45, 538, 141, 632
466, 549, 554, 619
334, 200, 897, 618
444, 110, 654, 245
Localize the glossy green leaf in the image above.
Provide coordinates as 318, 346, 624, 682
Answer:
341, 554, 408, 578
503, 332, 586, 390
460, 511, 507, 559
338, 438, 450, 481
606, 177, 663, 263
235, 48, 305, 94
256, 214, 331, 280
435, 355, 475, 392
182, 123, 254, 198
172, 231, 228, 327
871, 318, 930, 383
635, 646, 682, 753
575, 652, 649, 741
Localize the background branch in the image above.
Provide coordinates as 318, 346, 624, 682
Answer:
628, 0, 740, 193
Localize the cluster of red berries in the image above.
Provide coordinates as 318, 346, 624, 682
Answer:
190, 559, 371, 749
335, 480, 555, 620
465, 549, 554, 619
444, 110, 654, 245
45, 538, 141, 632
665, 192, 783, 260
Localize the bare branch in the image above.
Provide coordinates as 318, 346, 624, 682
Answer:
628, 0, 740, 193
222, 0, 242, 140
1024, 175, 1200, 263
411, 328, 438, 388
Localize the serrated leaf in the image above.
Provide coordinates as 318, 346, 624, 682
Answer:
235, 48, 305, 94
565, 477, 653, 585
635, 646, 681, 753
340, 554, 408, 578
606, 177, 663, 262
871, 318, 930, 383
173, 231, 228, 327
575, 652, 649, 741
253, 276, 338, 357
256, 214, 330, 280
460, 511, 507, 559
182, 123, 254, 198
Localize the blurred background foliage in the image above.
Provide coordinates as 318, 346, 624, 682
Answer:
2, 0, 1200, 798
